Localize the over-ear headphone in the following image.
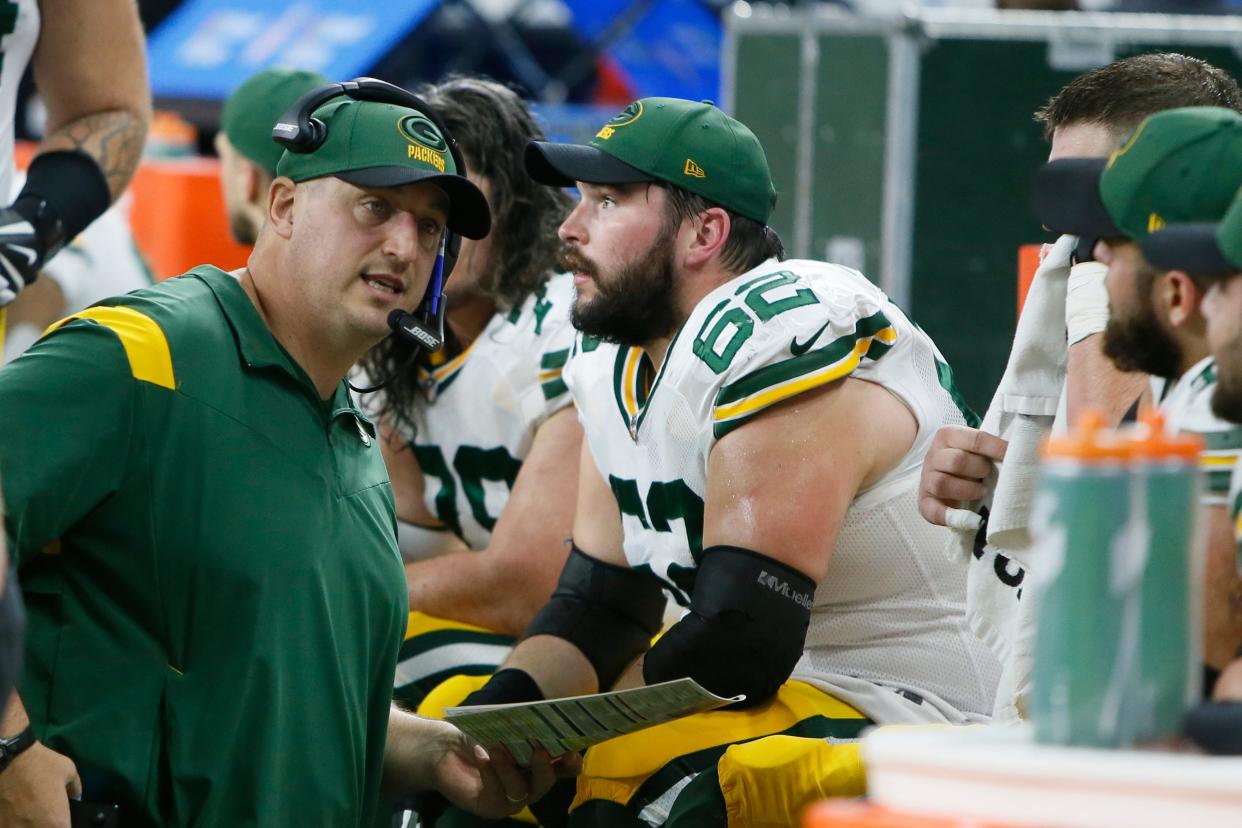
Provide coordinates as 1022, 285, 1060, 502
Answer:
272, 77, 468, 356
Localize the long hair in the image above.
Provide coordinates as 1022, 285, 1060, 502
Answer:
361, 76, 571, 429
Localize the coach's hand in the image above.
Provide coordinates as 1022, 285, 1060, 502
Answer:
0, 204, 47, 308
918, 425, 1008, 526
426, 723, 579, 819
0, 741, 81, 828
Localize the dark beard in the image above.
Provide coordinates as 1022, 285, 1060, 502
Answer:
562, 227, 680, 346
1211, 337, 1242, 423
1101, 304, 1182, 379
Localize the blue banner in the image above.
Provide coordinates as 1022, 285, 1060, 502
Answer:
147, 0, 438, 100
562, 0, 721, 104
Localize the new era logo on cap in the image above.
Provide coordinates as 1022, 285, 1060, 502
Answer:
524, 97, 777, 224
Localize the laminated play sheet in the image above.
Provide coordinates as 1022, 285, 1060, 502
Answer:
443, 678, 743, 764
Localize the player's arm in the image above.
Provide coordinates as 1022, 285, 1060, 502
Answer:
1, 275, 63, 357
641, 375, 918, 707
0, 0, 150, 306
378, 419, 469, 560
459, 437, 663, 704
1063, 257, 1148, 425
32, 0, 150, 202
1064, 334, 1149, 426
402, 407, 583, 635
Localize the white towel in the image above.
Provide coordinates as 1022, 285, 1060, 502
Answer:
949, 234, 1077, 721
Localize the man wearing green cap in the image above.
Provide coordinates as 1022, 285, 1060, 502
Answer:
1144, 190, 1242, 707
216, 67, 329, 245
459, 97, 998, 825
0, 81, 570, 826
1032, 105, 1242, 698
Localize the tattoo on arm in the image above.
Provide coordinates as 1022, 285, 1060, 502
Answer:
41, 109, 146, 201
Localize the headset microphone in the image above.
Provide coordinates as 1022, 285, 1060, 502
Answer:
349, 236, 451, 395
385, 231, 450, 352
387, 301, 446, 352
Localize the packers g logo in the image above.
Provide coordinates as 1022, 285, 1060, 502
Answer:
398, 114, 447, 172
596, 101, 643, 141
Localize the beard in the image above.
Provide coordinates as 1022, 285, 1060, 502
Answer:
561, 224, 681, 346
1101, 302, 1182, 380
1211, 335, 1242, 423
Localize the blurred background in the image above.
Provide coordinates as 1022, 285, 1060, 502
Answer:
16, 0, 1242, 408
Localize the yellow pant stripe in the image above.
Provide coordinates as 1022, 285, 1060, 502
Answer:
573, 681, 864, 808
404, 610, 497, 640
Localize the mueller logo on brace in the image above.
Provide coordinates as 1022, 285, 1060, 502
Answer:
398, 114, 447, 172
596, 100, 644, 141
757, 570, 814, 608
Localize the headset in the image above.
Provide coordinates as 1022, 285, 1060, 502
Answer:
272, 78, 467, 363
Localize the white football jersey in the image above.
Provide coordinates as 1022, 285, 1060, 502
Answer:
0, 0, 38, 200
391, 272, 577, 549
563, 258, 1000, 723
1153, 356, 1242, 506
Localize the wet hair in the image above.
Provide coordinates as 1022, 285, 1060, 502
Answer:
1035, 52, 1242, 141
655, 183, 785, 274
361, 76, 570, 430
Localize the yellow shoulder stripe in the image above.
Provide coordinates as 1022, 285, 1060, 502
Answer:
43, 306, 175, 390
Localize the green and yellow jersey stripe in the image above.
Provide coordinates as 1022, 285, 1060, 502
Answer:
712, 311, 896, 439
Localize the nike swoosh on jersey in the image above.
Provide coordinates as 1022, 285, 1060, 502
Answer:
790, 321, 831, 356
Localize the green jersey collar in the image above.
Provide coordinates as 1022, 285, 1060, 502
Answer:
195, 266, 366, 422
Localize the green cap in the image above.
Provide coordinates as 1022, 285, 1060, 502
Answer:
276, 96, 490, 240
221, 68, 329, 174
1143, 187, 1242, 277
1030, 106, 1242, 244
524, 97, 777, 224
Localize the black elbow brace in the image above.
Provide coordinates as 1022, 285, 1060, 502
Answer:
643, 546, 814, 709
16, 150, 111, 260
522, 544, 666, 690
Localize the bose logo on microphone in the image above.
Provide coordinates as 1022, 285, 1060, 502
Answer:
757, 571, 813, 608
398, 322, 440, 349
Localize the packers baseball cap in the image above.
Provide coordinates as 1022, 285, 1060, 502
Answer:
1143, 188, 1242, 277
221, 68, 328, 174
525, 97, 777, 224
276, 96, 490, 240
1031, 106, 1242, 243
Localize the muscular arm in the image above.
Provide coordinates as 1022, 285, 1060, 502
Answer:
31, 0, 151, 201
491, 436, 628, 699
1064, 334, 1149, 427
704, 376, 917, 580
402, 408, 583, 636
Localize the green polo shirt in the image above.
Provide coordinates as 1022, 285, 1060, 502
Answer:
0, 266, 407, 826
